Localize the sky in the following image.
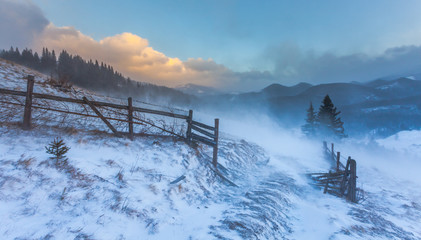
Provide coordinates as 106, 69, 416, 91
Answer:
2, 0, 421, 91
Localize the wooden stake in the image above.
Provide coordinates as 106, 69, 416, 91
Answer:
83, 97, 122, 137
128, 97, 134, 140
348, 159, 357, 203
340, 157, 351, 196
324, 170, 331, 194
331, 143, 335, 162
212, 118, 219, 168
336, 152, 340, 172
22, 75, 34, 130
186, 110, 193, 143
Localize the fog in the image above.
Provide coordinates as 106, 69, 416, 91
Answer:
193, 104, 421, 190
267, 43, 421, 85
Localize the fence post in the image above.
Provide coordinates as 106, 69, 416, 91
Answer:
186, 110, 193, 143
22, 75, 35, 130
212, 118, 219, 168
324, 170, 332, 194
331, 143, 335, 162
348, 159, 357, 203
128, 97, 134, 140
340, 157, 351, 196
336, 152, 340, 172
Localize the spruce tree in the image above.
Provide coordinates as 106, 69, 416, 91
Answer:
45, 137, 70, 166
57, 50, 72, 82
317, 95, 346, 138
301, 102, 317, 136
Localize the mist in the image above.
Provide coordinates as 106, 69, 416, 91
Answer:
190, 92, 421, 189
268, 43, 421, 85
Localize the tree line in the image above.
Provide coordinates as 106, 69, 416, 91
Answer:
1, 47, 56, 73
302, 95, 346, 138
0, 47, 191, 104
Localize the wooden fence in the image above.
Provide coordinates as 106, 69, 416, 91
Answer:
0, 75, 220, 167
308, 141, 358, 203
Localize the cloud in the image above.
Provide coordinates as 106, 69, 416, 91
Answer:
34, 24, 210, 87
0, 0, 49, 49
34, 25, 204, 86
269, 43, 421, 84
34, 24, 274, 91
4, 1, 421, 92
0, 0, 272, 91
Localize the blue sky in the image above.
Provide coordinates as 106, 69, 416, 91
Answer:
2, 0, 421, 90
32, 0, 421, 71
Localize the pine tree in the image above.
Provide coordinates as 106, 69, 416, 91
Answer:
41, 47, 47, 69
301, 102, 317, 136
33, 52, 41, 69
57, 50, 72, 83
21, 48, 33, 66
317, 95, 346, 138
13, 47, 20, 62
45, 137, 70, 165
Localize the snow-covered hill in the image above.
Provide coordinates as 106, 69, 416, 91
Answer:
175, 83, 222, 97
1, 59, 421, 239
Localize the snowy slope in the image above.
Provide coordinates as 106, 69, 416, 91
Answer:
0, 58, 188, 136
1, 59, 421, 239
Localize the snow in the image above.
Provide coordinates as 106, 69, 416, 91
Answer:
0, 127, 227, 239
377, 130, 421, 154
362, 105, 418, 113
1, 59, 421, 239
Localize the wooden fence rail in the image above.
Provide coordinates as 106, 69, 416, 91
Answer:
0, 88, 188, 119
0, 75, 220, 168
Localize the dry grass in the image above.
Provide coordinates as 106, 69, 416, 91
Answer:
44, 76, 73, 92
60, 187, 67, 201
116, 169, 124, 182
148, 184, 159, 195
64, 126, 79, 135
16, 156, 35, 169
106, 159, 117, 167
39, 154, 93, 188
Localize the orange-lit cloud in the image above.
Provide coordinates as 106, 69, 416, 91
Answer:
34, 23, 421, 91
34, 24, 241, 89
0, 0, 275, 91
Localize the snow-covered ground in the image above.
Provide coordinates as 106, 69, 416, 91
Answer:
1, 59, 421, 239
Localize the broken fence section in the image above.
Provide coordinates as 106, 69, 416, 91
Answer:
308, 141, 359, 203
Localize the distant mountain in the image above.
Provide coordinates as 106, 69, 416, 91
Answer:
198, 82, 313, 108
197, 77, 421, 137
260, 82, 312, 97
374, 70, 421, 81
175, 83, 222, 96
364, 77, 421, 99
268, 77, 421, 136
